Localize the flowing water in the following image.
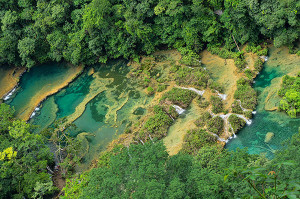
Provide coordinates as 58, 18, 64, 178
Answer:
2, 46, 299, 164
226, 47, 300, 157
6, 62, 82, 120
29, 60, 153, 167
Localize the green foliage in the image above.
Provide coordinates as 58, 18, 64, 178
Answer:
246, 44, 262, 53
173, 66, 210, 89
161, 88, 197, 108
182, 129, 217, 155
278, 74, 300, 118
234, 78, 257, 109
244, 69, 255, 80
63, 132, 300, 199
231, 100, 244, 114
207, 116, 224, 135
228, 133, 300, 199
157, 84, 167, 92
0, 0, 298, 68
0, 105, 54, 198
207, 79, 223, 92
195, 112, 212, 127
244, 110, 253, 119
228, 114, 246, 133
254, 58, 264, 72
141, 105, 174, 140
146, 86, 154, 95
211, 95, 223, 114
0, 103, 14, 132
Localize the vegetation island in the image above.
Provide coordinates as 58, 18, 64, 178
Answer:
0, 0, 299, 198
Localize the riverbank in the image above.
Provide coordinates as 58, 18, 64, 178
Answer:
0, 67, 26, 100
9, 64, 84, 121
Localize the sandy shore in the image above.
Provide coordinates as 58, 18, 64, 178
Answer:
0, 67, 26, 99
17, 65, 84, 121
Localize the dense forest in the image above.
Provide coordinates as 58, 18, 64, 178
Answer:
0, 0, 299, 68
0, 103, 299, 198
1, 0, 300, 198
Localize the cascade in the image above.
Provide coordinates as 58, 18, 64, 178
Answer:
215, 90, 227, 100
178, 86, 205, 96
172, 105, 186, 115
3, 87, 17, 101
30, 106, 40, 119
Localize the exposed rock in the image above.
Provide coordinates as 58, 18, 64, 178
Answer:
88, 67, 95, 76
265, 132, 274, 143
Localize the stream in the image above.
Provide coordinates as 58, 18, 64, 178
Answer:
2, 46, 299, 163
226, 48, 300, 157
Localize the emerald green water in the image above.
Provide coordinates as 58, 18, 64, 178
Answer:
3, 46, 299, 164
6, 62, 78, 119
226, 48, 300, 157
30, 60, 153, 165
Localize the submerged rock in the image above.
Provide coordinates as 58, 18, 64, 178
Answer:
264, 132, 274, 143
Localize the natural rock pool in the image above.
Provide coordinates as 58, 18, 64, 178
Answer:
2, 46, 299, 164
22, 60, 153, 165
226, 46, 300, 157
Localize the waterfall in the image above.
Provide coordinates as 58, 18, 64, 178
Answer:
30, 107, 40, 119
215, 90, 227, 100
209, 132, 228, 143
237, 100, 256, 117
172, 105, 185, 115
236, 100, 247, 112
3, 87, 17, 101
235, 114, 252, 125
209, 111, 251, 143
178, 86, 205, 96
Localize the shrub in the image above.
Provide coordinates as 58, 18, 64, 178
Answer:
182, 129, 217, 154
234, 57, 246, 70
244, 69, 255, 79
254, 59, 263, 71
256, 48, 268, 56
207, 116, 224, 135
141, 105, 173, 140
174, 66, 210, 89
194, 112, 212, 127
157, 84, 167, 92
278, 75, 300, 118
211, 96, 223, 114
167, 105, 179, 119
161, 88, 197, 108
147, 86, 154, 95
228, 114, 246, 133
231, 100, 243, 114
207, 79, 223, 92
234, 78, 257, 109
244, 111, 253, 119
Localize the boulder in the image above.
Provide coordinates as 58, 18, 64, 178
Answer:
265, 132, 274, 143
